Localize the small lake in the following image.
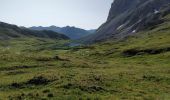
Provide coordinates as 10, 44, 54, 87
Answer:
64, 42, 82, 47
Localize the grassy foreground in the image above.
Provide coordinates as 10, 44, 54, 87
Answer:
0, 15, 170, 100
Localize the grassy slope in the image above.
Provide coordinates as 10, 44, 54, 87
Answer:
0, 15, 170, 100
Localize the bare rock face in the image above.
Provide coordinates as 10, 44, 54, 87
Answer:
83, 0, 170, 43
107, 0, 141, 21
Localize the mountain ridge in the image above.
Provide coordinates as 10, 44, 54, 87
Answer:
0, 22, 69, 40
82, 0, 170, 43
30, 26, 95, 40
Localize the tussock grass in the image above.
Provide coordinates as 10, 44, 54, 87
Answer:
0, 14, 170, 100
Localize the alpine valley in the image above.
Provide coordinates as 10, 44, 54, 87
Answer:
0, 0, 170, 100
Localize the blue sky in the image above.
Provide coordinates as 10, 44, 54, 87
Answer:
0, 0, 113, 29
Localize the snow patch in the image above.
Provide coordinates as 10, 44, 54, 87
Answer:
117, 24, 124, 30
132, 30, 136, 33
154, 9, 159, 14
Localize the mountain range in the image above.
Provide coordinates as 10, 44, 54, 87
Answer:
0, 0, 170, 44
30, 26, 95, 40
83, 0, 170, 43
0, 22, 69, 40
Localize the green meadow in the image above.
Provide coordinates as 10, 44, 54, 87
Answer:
0, 14, 170, 100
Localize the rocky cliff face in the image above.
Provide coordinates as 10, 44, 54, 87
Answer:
107, 0, 141, 21
84, 0, 170, 43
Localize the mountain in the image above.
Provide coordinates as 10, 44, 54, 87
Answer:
83, 0, 170, 43
0, 22, 69, 40
30, 26, 93, 40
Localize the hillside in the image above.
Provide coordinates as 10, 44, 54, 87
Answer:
0, 9, 170, 100
30, 26, 93, 40
83, 0, 170, 43
0, 22, 69, 40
